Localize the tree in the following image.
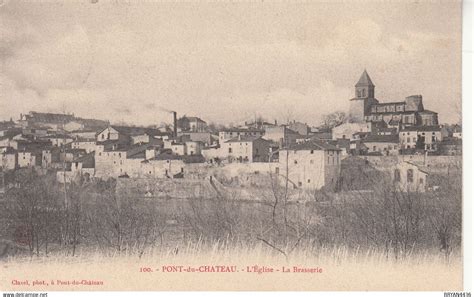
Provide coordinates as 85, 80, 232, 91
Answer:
321, 111, 348, 129
6, 170, 63, 256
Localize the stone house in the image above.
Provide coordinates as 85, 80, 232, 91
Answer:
277, 140, 341, 191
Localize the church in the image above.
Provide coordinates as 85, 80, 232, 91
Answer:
348, 70, 439, 130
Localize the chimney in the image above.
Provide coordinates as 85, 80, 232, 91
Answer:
172, 111, 178, 138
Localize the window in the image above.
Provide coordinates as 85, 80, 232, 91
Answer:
373, 146, 376, 151
307, 179, 311, 183
394, 169, 401, 182
294, 160, 298, 164
407, 169, 414, 183
419, 178, 424, 184
275, 167, 279, 174
310, 150, 314, 154
298, 181, 302, 187
228, 148, 232, 153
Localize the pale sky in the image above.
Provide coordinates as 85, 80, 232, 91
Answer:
0, 0, 462, 126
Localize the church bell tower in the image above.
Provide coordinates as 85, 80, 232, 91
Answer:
349, 70, 378, 122
355, 69, 375, 99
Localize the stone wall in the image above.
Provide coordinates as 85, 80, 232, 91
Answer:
362, 155, 461, 172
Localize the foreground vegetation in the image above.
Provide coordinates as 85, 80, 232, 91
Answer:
0, 166, 462, 264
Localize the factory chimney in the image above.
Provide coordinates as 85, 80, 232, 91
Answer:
172, 111, 178, 137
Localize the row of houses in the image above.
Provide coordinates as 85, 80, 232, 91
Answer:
1, 115, 345, 191
332, 121, 462, 156
0, 70, 462, 193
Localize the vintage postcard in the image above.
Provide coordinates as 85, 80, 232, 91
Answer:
0, 0, 465, 292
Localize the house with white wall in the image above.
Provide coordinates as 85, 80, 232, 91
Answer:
220, 136, 271, 163
277, 141, 341, 191
392, 161, 427, 192
218, 128, 264, 143
399, 126, 442, 151
332, 122, 373, 140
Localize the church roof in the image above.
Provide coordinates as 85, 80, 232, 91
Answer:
355, 70, 375, 87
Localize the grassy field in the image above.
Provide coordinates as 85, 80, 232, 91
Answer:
0, 244, 463, 291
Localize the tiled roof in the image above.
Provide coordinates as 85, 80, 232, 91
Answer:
73, 152, 95, 168
388, 119, 401, 125
400, 125, 441, 132
144, 153, 183, 161
26, 112, 74, 123
225, 136, 264, 143
372, 102, 405, 106
111, 125, 147, 136
221, 128, 264, 133
362, 134, 399, 143
183, 116, 206, 123
182, 154, 206, 163
440, 138, 462, 145
377, 128, 398, 133
127, 151, 146, 159
283, 140, 340, 151
41, 134, 74, 139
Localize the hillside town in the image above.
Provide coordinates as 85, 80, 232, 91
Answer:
0, 71, 462, 196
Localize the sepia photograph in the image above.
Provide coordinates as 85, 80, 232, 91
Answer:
0, 0, 468, 293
